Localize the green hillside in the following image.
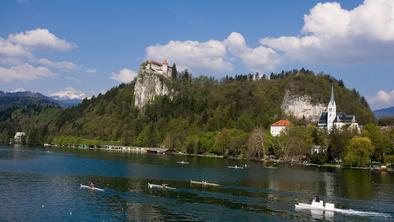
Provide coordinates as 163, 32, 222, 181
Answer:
0, 69, 375, 155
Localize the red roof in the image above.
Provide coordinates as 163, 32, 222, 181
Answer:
149, 60, 162, 66
271, 120, 291, 126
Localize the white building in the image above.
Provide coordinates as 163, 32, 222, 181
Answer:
14, 132, 25, 144
317, 85, 360, 132
144, 59, 173, 78
270, 120, 291, 136
311, 145, 324, 154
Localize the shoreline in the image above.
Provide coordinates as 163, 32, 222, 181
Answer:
7, 144, 394, 172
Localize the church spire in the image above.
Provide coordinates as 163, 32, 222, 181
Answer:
330, 84, 335, 104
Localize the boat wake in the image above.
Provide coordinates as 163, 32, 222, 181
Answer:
295, 199, 391, 218
334, 208, 391, 218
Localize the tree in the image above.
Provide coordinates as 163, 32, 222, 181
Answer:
184, 135, 199, 154
312, 127, 327, 146
245, 128, 265, 160
270, 126, 312, 160
378, 117, 394, 126
343, 137, 375, 167
214, 128, 248, 156
171, 63, 178, 80
198, 131, 216, 154
327, 127, 353, 162
285, 126, 313, 160
362, 124, 392, 162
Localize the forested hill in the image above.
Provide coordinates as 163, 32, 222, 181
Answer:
0, 69, 374, 148
0, 91, 60, 111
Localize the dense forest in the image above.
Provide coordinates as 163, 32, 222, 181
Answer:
1, 68, 391, 166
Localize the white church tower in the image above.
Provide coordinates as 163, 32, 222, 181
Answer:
327, 85, 336, 132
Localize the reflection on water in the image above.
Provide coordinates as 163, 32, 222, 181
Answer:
0, 146, 393, 222
342, 170, 373, 200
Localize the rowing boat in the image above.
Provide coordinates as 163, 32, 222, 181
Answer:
295, 199, 391, 217
176, 161, 189, 165
227, 165, 244, 169
190, 180, 219, 186
80, 184, 104, 192
148, 183, 176, 190
295, 200, 335, 211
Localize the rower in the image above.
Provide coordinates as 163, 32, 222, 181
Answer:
315, 195, 320, 202
89, 181, 95, 189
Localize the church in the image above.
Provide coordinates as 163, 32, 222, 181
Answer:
317, 85, 360, 132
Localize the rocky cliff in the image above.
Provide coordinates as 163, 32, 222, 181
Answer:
281, 91, 326, 122
133, 65, 171, 109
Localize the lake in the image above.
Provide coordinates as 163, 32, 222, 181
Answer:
0, 145, 393, 221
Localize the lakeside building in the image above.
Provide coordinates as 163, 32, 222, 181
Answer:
144, 59, 173, 78
311, 145, 325, 154
317, 85, 360, 132
14, 132, 25, 144
270, 120, 291, 136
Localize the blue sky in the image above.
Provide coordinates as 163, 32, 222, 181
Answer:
0, 0, 393, 109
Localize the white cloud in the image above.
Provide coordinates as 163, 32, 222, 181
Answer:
8, 28, 75, 51
37, 58, 78, 71
50, 87, 86, 100
367, 90, 394, 109
146, 39, 233, 74
0, 29, 80, 82
0, 63, 56, 82
261, 0, 394, 64
145, 33, 281, 74
225, 32, 281, 72
86, 68, 97, 73
0, 37, 34, 65
111, 68, 137, 83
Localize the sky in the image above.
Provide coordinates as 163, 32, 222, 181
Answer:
0, 0, 394, 109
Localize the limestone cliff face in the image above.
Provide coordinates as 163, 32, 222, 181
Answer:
281, 91, 326, 122
133, 66, 171, 109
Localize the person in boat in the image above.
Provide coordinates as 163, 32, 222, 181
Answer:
315, 195, 320, 202
89, 181, 95, 189
161, 183, 168, 188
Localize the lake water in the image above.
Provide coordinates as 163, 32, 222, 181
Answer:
0, 145, 393, 222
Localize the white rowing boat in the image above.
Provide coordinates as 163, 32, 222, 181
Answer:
148, 183, 176, 190
190, 180, 219, 187
295, 199, 335, 211
227, 165, 244, 169
176, 161, 189, 165
80, 184, 104, 192
295, 199, 391, 218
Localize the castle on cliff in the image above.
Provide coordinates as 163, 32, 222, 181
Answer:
317, 85, 360, 132
144, 59, 173, 79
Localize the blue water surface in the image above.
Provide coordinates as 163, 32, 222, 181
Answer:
0, 146, 393, 222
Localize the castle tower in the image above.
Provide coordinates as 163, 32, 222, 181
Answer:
327, 84, 336, 132
162, 59, 168, 77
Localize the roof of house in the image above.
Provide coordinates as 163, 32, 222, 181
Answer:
149, 60, 163, 66
318, 112, 328, 124
271, 120, 291, 127
335, 112, 355, 123
149, 58, 170, 66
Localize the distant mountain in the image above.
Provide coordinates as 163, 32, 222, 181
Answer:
0, 90, 60, 111
374, 106, 394, 118
51, 97, 82, 108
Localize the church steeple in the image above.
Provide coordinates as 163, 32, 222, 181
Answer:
327, 84, 337, 132
330, 84, 335, 104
